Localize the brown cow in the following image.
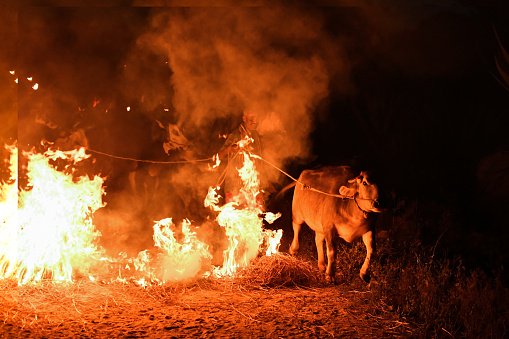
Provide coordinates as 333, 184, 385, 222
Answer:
289, 166, 382, 283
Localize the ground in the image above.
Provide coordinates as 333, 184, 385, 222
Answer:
0, 275, 415, 339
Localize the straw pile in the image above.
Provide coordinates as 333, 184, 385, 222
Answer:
235, 252, 323, 288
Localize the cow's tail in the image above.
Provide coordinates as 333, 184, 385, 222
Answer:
274, 181, 297, 202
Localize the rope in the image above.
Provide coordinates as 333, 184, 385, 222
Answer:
85, 147, 213, 164
85, 145, 374, 203
255, 155, 349, 199
255, 155, 375, 202
214, 149, 242, 188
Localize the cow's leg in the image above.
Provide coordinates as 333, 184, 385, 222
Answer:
360, 230, 374, 283
315, 232, 326, 273
323, 233, 336, 284
289, 219, 302, 255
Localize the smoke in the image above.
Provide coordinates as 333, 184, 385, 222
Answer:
132, 7, 345, 167
87, 7, 349, 261
0, 7, 17, 146
14, 5, 448, 271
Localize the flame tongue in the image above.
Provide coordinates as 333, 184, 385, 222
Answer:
205, 149, 282, 277
152, 218, 212, 281
1, 140, 283, 285
0, 144, 18, 279
1, 145, 105, 284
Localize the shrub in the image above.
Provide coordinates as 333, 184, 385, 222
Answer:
365, 198, 509, 337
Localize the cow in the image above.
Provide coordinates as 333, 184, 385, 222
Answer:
288, 166, 382, 283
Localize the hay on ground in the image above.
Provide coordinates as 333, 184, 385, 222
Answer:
235, 253, 323, 288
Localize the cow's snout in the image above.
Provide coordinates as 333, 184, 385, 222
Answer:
371, 199, 382, 213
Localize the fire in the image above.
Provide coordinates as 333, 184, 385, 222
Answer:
209, 154, 221, 170
152, 218, 212, 281
1, 145, 105, 284
264, 229, 283, 256
0, 144, 19, 279
206, 143, 282, 276
116, 218, 213, 284
1, 134, 283, 285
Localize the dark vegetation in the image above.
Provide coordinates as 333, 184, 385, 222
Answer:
273, 189, 509, 338
372, 198, 508, 338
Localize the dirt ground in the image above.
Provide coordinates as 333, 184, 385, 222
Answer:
0, 276, 415, 339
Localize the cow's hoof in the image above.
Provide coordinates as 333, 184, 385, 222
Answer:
359, 272, 370, 283
325, 275, 336, 285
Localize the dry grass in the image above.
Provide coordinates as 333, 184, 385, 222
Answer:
0, 253, 420, 338
0, 254, 322, 330
1, 279, 138, 324
235, 253, 323, 288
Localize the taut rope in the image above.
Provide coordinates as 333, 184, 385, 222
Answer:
84, 146, 375, 203
85, 147, 213, 164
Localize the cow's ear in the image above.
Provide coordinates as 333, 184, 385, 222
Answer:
340, 185, 356, 196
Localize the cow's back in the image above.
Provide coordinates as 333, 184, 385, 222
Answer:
292, 166, 354, 233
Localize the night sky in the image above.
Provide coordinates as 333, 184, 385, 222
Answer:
1, 3, 509, 237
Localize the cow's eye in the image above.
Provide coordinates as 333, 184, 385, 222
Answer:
362, 181, 367, 186
172, 129, 179, 136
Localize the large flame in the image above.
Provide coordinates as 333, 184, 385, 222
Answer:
205, 145, 282, 276
1, 145, 105, 284
0, 144, 19, 279
0, 138, 283, 285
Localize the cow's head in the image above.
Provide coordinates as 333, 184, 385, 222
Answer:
339, 171, 381, 214
154, 120, 191, 155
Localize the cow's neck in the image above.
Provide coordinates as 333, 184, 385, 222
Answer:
353, 194, 371, 218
